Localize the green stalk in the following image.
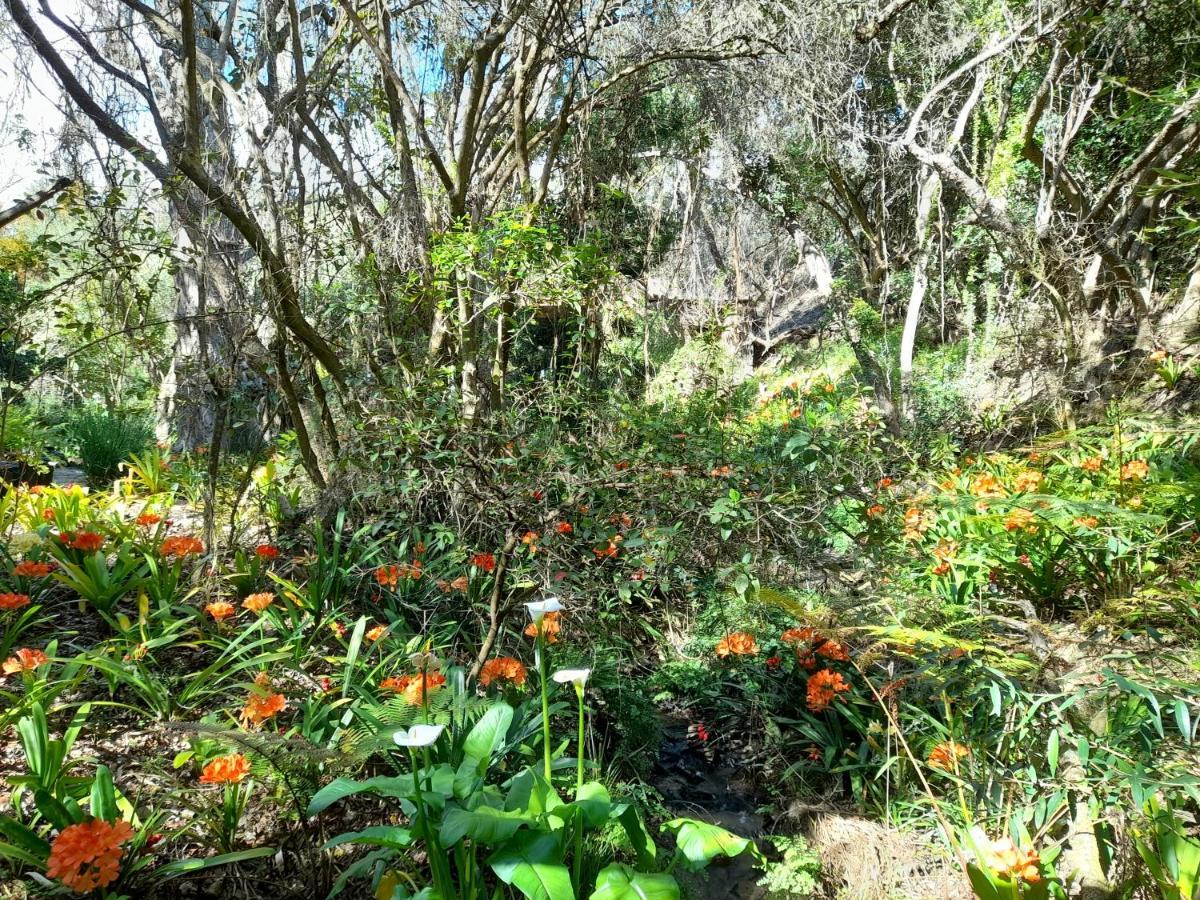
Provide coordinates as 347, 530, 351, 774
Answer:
409, 748, 451, 897
537, 629, 552, 781
572, 685, 586, 895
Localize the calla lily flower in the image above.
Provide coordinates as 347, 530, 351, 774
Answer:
393, 724, 445, 747
552, 667, 591, 688
525, 597, 563, 623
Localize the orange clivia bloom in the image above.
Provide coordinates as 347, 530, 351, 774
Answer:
981, 837, 1042, 884
60, 531, 105, 552
375, 565, 400, 586
1003, 508, 1037, 533
1120, 459, 1150, 481
161, 535, 204, 559
328, 620, 347, 639
970, 473, 1005, 498
1079, 456, 1103, 472
472, 552, 497, 572
877, 477, 894, 489
13, 560, 54, 577
903, 507, 932, 541
593, 539, 620, 559
781, 627, 821, 645
927, 740, 970, 771
241, 691, 287, 726
479, 656, 527, 687
450, 575, 469, 591
555, 521, 574, 535
715, 631, 759, 658
255, 544, 280, 560
1013, 470, 1043, 493
816, 639, 850, 662
3, 647, 48, 675
1073, 516, 1100, 529
932, 561, 951, 576
524, 611, 561, 644
0, 593, 31, 611
865, 504, 885, 518
200, 753, 251, 784
382, 671, 447, 705
806, 669, 851, 712
135, 512, 162, 527
46, 818, 134, 893
365, 625, 387, 641
242, 593, 274, 614
521, 531, 540, 547
710, 465, 733, 478
205, 601, 236, 622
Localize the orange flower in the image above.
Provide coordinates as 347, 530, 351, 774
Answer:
903, 507, 932, 541
1013, 470, 1043, 493
0, 592, 31, 611
877, 477, 894, 489
242, 593, 274, 614
521, 531, 540, 548
1148, 349, 1168, 363
135, 512, 162, 527
471, 553, 497, 572
1003, 508, 1037, 533
555, 521, 574, 535
927, 740, 970, 771
806, 669, 851, 712
382, 671, 447, 705
365, 625, 387, 642
60, 531, 105, 552
479, 656, 527, 687
255, 544, 280, 560
3, 647, 48, 675
450, 575, 469, 591
932, 539, 958, 561
205, 601, 236, 622
1120, 459, 1149, 481
865, 504, 885, 518
816, 639, 850, 662
1073, 516, 1100, 529
970, 473, 1005, 498
161, 535, 204, 559
981, 836, 1041, 884
781, 627, 821, 645
328, 620, 347, 638
241, 691, 286, 726
524, 611, 561, 643
200, 753, 251, 784
46, 818, 134, 893
375, 565, 400, 586
13, 560, 54, 577
709, 465, 732, 477
593, 540, 620, 559
932, 561, 951, 576
715, 631, 758, 657
1079, 456, 1103, 472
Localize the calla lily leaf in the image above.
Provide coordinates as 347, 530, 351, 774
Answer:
663, 818, 764, 873
588, 864, 679, 900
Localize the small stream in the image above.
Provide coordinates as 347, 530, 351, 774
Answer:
651, 715, 768, 899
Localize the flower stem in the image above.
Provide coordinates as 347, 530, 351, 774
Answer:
573, 686, 586, 894
538, 630, 552, 781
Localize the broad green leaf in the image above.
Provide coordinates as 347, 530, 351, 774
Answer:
323, 826, 413, 851
440, 805, 535, 846
489, 830, 574, 900
588, 864, 679, 900
563, 782, 611, 829
90, 765, 118, 823
464, 703, 514, 765
663, 818, 762, 873
156, 847, 276, 878
616, 805, 656, 870
308, 776, 414, 816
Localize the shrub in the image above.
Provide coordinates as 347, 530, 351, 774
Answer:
66, 408, 154, 482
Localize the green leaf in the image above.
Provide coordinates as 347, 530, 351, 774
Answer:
616, 805, 656, 870
307, 776, 414, 817
588, 864, 679, 900
90, 765, 118, 823
155, 847, 276, 878
1047, 730, 1060, 778
464, 702, 515, 764
663, 818, 763, 873
322, 826, 412, 851
563, 782, 611, 829
441, 805, 535, 846
489, 830, 574, 900
1174, 700, 1193, 744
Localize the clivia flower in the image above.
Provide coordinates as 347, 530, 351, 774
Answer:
2, 647, 48, 675
766, 655, 781, 669
479, 656, 527, 687
381, 671, 446, 705
205, 601, 236, 622
200, 753, 252, 784
695, 723, 710, 742
524, 612, 561, 643
0, 593, 31, 611
365, 625, 387, 642
393, 723, 445, 748
806, 669, 851, 712
161, 535, 204, 559
1013, 470, 1043, 493
328, 620, 347, 639
555, 521, 573, 535
46, 818, 134, 893
471, 552, 497, 572
927, 740, 970, 771
1079, 456, 1103, 472
242, 593, 274, 614
254, 544, 280, 560
135, 512, 162, 528
979, 835, 1042, 884
12, 560, 54, 578
1120, 459, 1150, 481
715, 631, 758, 657
241, 691, 287, 726
59, 531, 105, 552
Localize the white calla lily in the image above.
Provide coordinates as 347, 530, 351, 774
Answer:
393, 723, 445, 748
525, 596, 562, 623
551, 667, 591, 688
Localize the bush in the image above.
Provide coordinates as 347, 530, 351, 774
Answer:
66, 408, 154, 482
